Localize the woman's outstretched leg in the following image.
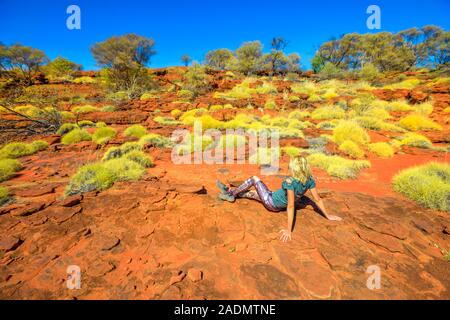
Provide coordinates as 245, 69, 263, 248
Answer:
219, 176, 280, 212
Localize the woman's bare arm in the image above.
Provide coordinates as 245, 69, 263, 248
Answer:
310, 188, 342, 221
280, 189, 295, 242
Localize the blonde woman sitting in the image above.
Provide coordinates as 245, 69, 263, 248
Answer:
216, 156, 342, 242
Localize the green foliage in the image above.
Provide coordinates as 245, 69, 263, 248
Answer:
0, 158, 22, 182
57, 123, 78, 135
338, 140, 365, 159
393, 162, 450, 212
311, 106, 345, 120
153, 116, 180, 126
235, 41, 263, 75
71, 105, 99, 113
124, 150, 154, 167
78, 120, 95, 128
368, 142, 394, 158
358, 63, 380, 81
332, 121, 370, 146
92, 126, 117, 145
307, 153, 371, 179
124, 124, 147, 139
399, 132, 433, 148
0, 186, 9, 206
399, 114, 442, 131
65, 163, 115, 196
205, 48, 235, 70
91, 34, 157, 98
45, 56, 81, 80
182, 62, 211, 98
318, 62, 341, 79
102, 142, 143, 161
0, 140, 48, 159
139, 134, 173, 148
73, 76, 96, 84
102, 158, 146, 181
61, 128, 92, 145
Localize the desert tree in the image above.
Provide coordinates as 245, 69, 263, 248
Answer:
235, 41, 263, 75
204, 48, 235, 70
182, 62, 211, 98
91, 33, 157, 98
181, 54, 192, 67
0, 44, 49, 85
44, 56, 82, 80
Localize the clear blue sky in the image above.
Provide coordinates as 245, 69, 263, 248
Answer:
0, 0, 449, 70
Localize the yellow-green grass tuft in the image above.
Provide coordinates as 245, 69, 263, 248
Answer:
154, 116, 180, 126
0, 158, 22, 182
399, 133, 432, 148
0, 186, 9, 206
102, 158, 146, 182
78, 120, 96, 128
102, 142, 143, 161
368, 142, 394, 158
311, 106, 345, 120
385, 100, 413, 112
307, 153, 371, 180
124, 125, 148, 139
92, 127, 117, 145
332, 121, 370, 146
249, 147, 280, 166
139, 134, 173, 148
71, 105, 99, 113
0, 140, 48, 159
288, 110, 310, 120
399, 114, 442, 131
61, 129, 92, 145
392, 162, 450, 212
338, 140, 365, 159
65, 163, 115, 196
123, 150, 154, 168
57, 123, 78, 135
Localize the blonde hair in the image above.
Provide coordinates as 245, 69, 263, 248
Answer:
289, 156, 312, 184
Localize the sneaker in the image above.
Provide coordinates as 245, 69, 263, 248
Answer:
216, 180, 229, 194
218, 192, 235, 203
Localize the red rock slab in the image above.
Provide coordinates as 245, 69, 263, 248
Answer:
187, 268, 203, 282
59, 195, 83, 207
14, 184, 56, 198
10, 202, 46, 217
0, 235, 22, 253
46, 206, 82, 224
356, 229, 404, 253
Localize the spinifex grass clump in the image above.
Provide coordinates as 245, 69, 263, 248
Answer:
332, 121, 370, 146
393, 162, 450, 212
307, 153, 371, 179
368, 142, 395, 158
124, 124, 148, 139
71, 105, 99, 113
57, 123, 78, 135
92, 126, 117, 145
0, 158, 22, 182
65, 163, 115, 196
0, 186, 9, 206
61, 128, 92, 145
338, 140, 365, 159
0, 140, 49, 159
399, 114, 442, 131
311, 106, 345, 120
139, 134, 173, 148
399, 133, 433, 148
102, 142, 143, 161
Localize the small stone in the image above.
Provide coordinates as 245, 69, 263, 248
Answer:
236, 243, 248, 252
60, 195, 82, 207
0, 236, 22, 253
169, 271, 186, 285
173, 184, 207, 194
98, 235, 121, 251
10, 202, 45, 217
187, 268, 203, 282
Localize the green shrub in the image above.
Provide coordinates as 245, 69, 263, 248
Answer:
96, 122, 107, 128
307, 153, 371, 179
399, 114, 442, 131
153, 116, 180, 126
332, 121, 370, 146
65, 163, 115, 196
338, 140, 365, 159
124, 150, 154, 167
0, 186, 9, 206
311, 106, 345, 120
103, 158, 146, 181
72, 105, 99, 113
399, 133, 432, 148
73, 76, 96, 84
0, 140, 48, 159
393, 162, 450, 212
61, 129, 92, 145
0, 158, 22, 182
139, 134, 173, 148
57, 123, 78, 135
78, 120, 96, 128
61, 111, 75, 119
92, 127, 117, 145
368, 142, 394, 158
102, 142, 142, 161
101, 105, 116, 112
124, 124, 147, 139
